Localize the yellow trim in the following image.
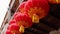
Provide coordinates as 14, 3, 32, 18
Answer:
32, 14, 39, 23
56, 0, 58, 3
19, 25, 24, 33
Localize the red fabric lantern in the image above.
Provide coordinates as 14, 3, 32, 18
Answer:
24, 0, 49, 23
7, 23, 22, 34
14, 12, 32, 28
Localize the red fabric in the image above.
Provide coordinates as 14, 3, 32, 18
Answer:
19, 1, 26, 12
25, 0, 49, 13
9, 19, 16, 25
7, 23, 20, 31
19, 2, 26, 10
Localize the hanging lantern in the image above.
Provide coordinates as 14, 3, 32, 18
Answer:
14, 12, 32, 28
48, 0, 60, 4
7, 23, 22, 34
24, 0, 49, 23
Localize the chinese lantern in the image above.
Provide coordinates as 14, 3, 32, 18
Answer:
14, 12, 32, 33
24, 0, 49, 23
14, 12, 32, 28
7, 23, 22, 34
14, 12, 32, 32
48, 0, 60, 4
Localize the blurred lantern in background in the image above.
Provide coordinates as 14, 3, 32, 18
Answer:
6, 23, 22, 34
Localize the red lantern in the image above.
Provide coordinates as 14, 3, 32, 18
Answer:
7, 23, 22, 34
24, 0, 49, 23
14, 12, 32, 28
